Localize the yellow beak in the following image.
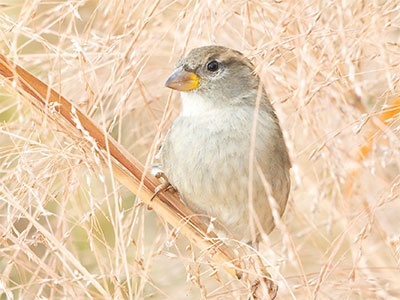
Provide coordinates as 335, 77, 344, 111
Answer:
165, 67, 199, 91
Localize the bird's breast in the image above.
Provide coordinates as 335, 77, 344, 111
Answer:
162, 108, 252, 192
159, 106, 289, 241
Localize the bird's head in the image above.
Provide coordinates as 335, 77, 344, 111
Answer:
165, 46, 260, 106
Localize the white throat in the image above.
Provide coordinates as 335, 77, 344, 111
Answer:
180, 92, 214, 116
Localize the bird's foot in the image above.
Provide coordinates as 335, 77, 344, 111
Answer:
151, 164, 168, 180
149, 181, 176, 201
149, 164, 176, 202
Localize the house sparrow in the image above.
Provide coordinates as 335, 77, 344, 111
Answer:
159, 46, 291, 243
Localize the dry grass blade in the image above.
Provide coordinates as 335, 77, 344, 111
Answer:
0, 53, 281, 296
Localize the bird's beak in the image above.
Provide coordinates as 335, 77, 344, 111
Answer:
165, 67, 199, 91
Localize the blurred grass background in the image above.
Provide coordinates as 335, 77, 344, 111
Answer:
0, 0, 400, 299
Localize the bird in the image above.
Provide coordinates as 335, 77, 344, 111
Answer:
158, 45, 291, 243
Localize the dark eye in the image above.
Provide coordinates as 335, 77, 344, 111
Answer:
207, 61, 219, 72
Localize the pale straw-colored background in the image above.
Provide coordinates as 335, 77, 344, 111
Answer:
0, 1, 399, 299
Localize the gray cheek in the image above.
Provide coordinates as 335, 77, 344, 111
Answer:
222, 66, 254, 93
221, 76, 254, 99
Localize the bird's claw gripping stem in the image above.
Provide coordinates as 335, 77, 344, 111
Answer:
149, 164, 176, 202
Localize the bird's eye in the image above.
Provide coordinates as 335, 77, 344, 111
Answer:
207, 61, 219, 72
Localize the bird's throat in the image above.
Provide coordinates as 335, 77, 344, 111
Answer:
180, 92, 216, 116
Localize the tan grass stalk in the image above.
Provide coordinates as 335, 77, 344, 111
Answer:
0, 53, 276, 299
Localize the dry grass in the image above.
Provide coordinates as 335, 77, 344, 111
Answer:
1, 0, 400, 299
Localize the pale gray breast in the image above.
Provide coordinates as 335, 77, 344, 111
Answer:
161, 108, 251, 197
160, 106, 290, 240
